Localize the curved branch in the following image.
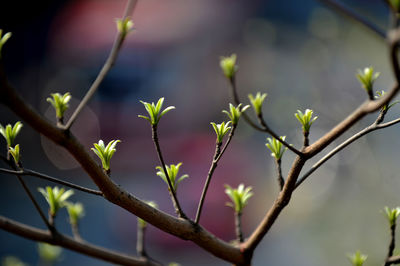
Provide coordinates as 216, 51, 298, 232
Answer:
318, 0, 386, 38
62, 0, 138, 130
0, 215, 158, 266
304, 28, 400, 157
0, 168, 103, 196
0, 71, 246, 265
296, 117, 400, 188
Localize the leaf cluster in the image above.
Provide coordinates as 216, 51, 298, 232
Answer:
224, 184, 253, 214
38, 186, 74, 217
46, 92, 71, 120
156, 163, 188, 193
248, 92, 267, 115
295, 109, 318, 133
91, 140, 121, 172
266, 136, 287, 160
223, 103, 250, 125
138, 98, 175, 126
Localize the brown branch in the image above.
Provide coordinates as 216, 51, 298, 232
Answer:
62, 0, 138, 130
151, 124, 186, 218
0, 168, 103, 196
385, 223, 397, 266
0, 215, 159, 266
274, 158, 284, 191
296, 116, 400, 189
242, 156, 306, 252
386, 255, 400, 264
0, 71, 246, 265
318, 0, 386, 38
195, 125, 236, 223
235, 212, 244, 243
304, 29, 400, 158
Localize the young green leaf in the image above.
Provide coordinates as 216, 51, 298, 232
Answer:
220, 54, 238, 79
222, 103, 250, 125
384, 206, 400, 226
38, 186, 74, 217
0, 29, 12, 59
347, 250, 367, 266
356, 67, 379, 99
248, 92, 267, 115
376, 90, 399, 112
91, 139, 121, 172
156, 163, 188, 193
224, 184, 253, 214
295, 109, 318, 133
211, 121, 232, 143
9, 144, 20, 166
0, 121, 23, 147
266, 136, 287, 160
38, 243, 62, 264
46, 92, 71, 120
66, 202, 85, 226
138, 98, 175, 125
116, 17, 134, 37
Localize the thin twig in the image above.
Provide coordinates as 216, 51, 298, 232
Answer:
0, 168, 103, 196
0, 215, 160, 266
235, 212, 244, 243
71, 223, 83, 242
227, 77, 303, 156
137, 223, 147, 258
385, 223, 397, 266
275, 158, 284, 191
62, 0, 138, 130
151, 125, 186, 218
318, 0, 386, 38
16, 175, 54, 231
195, 125, 236, 223
296, 117, 400, 189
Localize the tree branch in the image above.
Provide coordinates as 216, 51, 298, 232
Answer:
0, 168, 103, 196
0, 69, 246, 265
195, 125, 236, 223
0, 215, 159, 266
296, 117, 400, 188
318, 0, 386, 38
62, 0, 138, 130
151, 124, 186, 218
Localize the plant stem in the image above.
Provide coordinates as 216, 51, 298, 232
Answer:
303, 131, 309, 147
71, 223, 82, 242
62, 0, 138, 130
385, 222, 397, 266
275, 158, 284, 191
0, 168, 103, 196
137, 224, 147, 258
235, 212, 244, 243
151, 125, 186, 218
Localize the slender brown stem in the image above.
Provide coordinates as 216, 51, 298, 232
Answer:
386, 255, 400, 264
62, 0, 138, 130
137, 224, 147, 258
16, 174, 54, 232
195, 125, 236, 223
151, 125, 186, 218
71, 223, 82, 242
0, 69, 246, 265
386, 223, 397, 265
0, 168, 103, 196
275, 158, 284, 191
228, 77, 303, 156
235, 212, 244, 243
296, 116, 400, 189
303, 131, 309, 147
318, 0, 386, 38
0, 215, 159, 266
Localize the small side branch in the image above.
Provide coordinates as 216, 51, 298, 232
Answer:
385, 223, 397, 266
62, 0, 138, 130
137, 223, 147, 258
235, 212, 244, 243
0, 168, 103, 196
318, 0, 386, 38
296, 117, 400, 189
274, 158, 284, 191
195, 125, 236, 223
151, 125, 186, 218
0, 215, 159, 266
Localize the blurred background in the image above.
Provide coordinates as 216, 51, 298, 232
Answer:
0, 0, 398, 265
